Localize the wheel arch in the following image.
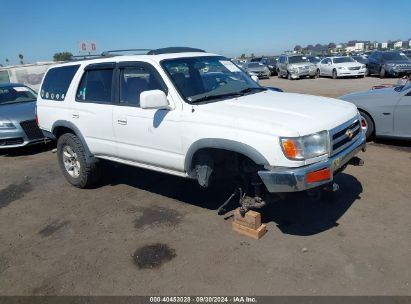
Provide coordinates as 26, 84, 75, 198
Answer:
357, 108, 376, 136
52, 120, 95, 162
184, 138, 270, 176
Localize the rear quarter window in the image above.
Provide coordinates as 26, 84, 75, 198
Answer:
0, 70, 10, 83
40, 65, 80, 101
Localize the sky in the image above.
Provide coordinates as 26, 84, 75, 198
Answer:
1, 0, 410, 65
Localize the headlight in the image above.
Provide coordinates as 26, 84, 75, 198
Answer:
290, 65, 298, 72
361, 65, 366, 69
338, 67, 347, 70
280, 131, 329, 160
0, 121, 16, 130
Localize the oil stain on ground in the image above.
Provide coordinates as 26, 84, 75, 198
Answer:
39, 220, 70, 237
0, 178, 32, 209
133, 205, 183, 229
133, 243, 176, 269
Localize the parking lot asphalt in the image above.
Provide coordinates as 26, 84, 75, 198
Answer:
0, 77, 410, 296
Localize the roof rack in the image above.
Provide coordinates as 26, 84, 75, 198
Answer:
147, 47, 206, 55
101, 49, 152, 56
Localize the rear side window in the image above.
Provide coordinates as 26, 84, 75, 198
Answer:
40, 65, 79, 100
76, 69, 113, 104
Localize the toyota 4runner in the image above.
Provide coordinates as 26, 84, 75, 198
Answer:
37, 47, 366, 210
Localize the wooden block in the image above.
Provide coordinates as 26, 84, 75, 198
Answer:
233, 208, 261, 229
232, 222, 267, 240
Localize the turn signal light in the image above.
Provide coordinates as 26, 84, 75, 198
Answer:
306, 168, 331, 184
281, 139, 300, 159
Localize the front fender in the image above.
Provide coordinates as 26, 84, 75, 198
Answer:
184, 138, 270, 174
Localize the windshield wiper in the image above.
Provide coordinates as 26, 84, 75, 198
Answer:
190, 87, 267, 104
239, 87, 267, 94
190, 92, 244, 103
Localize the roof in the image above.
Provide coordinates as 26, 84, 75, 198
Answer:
53, 51, 220, 68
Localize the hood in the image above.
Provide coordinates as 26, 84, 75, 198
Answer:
0, 101, 36, 122
385, 60, 411, 65
340, 87, 397, 100
193, 91, 358, 137
334, 62, 363, 67
246, 66, 268, 72
289, 62, 314, 68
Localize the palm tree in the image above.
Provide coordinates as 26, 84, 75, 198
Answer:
18, 54, 24, 64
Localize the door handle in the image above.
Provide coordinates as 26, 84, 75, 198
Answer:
117, 119, 127, 125
72, 113, 79, 119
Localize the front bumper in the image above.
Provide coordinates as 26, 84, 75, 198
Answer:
338, 69, 366, 77
258, 131, 366, 193
0, 124, 49, 149
290, 69, 316, 78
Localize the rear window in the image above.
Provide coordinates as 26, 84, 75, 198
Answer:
40, 65, 80, 101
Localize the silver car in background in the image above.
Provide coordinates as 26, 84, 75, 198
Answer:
339, 83, 411, 140
277, 54, 317, 80
0, 83, 48, 149
241, 62, 270, 79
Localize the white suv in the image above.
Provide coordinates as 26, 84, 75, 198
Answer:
37, 47, 366, 206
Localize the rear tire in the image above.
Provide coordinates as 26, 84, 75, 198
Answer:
316, 69, 321, 78
287, 72, 292, 80
332, 69, 338, 79
57, 133, 101, 188
359, 111, 374, 140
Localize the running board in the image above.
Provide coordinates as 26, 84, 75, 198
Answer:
96, 155, 189, 178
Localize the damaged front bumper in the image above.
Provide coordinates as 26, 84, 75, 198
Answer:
258, 132, 366, 193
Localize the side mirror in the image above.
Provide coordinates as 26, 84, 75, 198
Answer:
251, 75, 260, 83
140, 90, 171, 110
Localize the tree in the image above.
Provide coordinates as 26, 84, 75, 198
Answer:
294, 45, 302, 52
240, 53, 246, 59
306, 45, 314, 51
18, 53, 24, 64
53, 52, 73, 62
250, 53, 255, 58
5, 58, 9, 65
328, 42, 336, 49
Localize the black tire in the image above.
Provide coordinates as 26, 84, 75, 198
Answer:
287, 72, 292, 80
316, 69, 321, 78
277, 69, 281, 78
359, 111, 375, 140
364, 68, 369, 77
332, 69, 338, 79
57, 133, 101, 188
379, 67, 386, 79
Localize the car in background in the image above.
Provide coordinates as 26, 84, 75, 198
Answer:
317, 56, 366, 79
402, 49, 411, 59
241, 62, 270, 79
306, 56, 321, 66
351, 55, 368, 65
367, 51, 411, 78
277, 55, 316, 80
250, 57, 278, 76
339, 83, 411, 140
0, 83, 48, 148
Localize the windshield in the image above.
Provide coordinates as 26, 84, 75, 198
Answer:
382, 52, 409, 61
247, 62, 263, 68
0, 86, 37, 105
333, 57, 355, 64
288, 56, 309, 64
161, 56, 262, 103
308, 57, 320, 63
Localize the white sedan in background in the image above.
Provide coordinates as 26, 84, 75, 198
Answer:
317, 57, 367, 79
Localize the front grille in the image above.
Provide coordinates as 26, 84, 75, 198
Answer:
299, 66, 309, 70
20, 120, 44, 140
0, 138, 24, 146
330, 119, 361, 155
349, 66, 361, 70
